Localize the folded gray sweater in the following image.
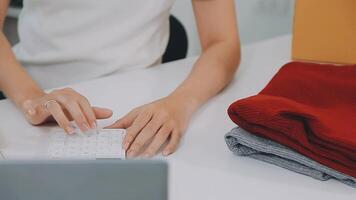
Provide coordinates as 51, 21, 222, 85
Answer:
225, 127, 356, 188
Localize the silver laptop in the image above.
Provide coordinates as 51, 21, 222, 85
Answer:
0, 160, 168, 200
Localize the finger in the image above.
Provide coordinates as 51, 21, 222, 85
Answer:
143, 125, 172, 158
62, 106, 113, 121
127, 117, 162, 158
77, 97, 97, 129
45, 101, 74, 134
62, 101, 91, 133
106, 108, 140, 129
162, 130, 181, 156
93, 107, 113, 119
122, 111, 152, 151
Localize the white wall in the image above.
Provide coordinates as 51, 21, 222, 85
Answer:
171, 0, 295, 56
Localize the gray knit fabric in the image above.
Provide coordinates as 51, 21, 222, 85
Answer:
225, 127, 356, 188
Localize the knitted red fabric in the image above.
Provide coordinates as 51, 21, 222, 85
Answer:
228, 62, 356, 177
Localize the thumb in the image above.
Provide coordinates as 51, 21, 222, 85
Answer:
105, 118, 124, 129
105, 108, 139, 129
93, 107, 113, 119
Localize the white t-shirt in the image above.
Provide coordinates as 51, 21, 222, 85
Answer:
13, 0, 175, 88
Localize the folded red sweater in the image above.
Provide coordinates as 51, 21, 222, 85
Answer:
228, 62, 356, 177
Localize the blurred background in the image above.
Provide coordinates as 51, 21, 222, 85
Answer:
4, 0, 295, 56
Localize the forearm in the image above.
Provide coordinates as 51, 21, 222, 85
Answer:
170, 40, 240, 111
0, 32, 44, 107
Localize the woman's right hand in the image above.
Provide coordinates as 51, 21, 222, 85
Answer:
21, 87, 113, 134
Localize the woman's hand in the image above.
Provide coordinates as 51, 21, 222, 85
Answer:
107, 95, 198, 158
21, 87, 113, 134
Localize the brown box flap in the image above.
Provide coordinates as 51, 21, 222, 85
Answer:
292, 0, 356, 64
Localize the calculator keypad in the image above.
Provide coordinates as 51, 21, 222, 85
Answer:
48, 129, 125, 159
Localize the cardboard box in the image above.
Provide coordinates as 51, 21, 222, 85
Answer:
292, 0, 356, 64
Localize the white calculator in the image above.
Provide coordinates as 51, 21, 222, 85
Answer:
48, 129, 126, 159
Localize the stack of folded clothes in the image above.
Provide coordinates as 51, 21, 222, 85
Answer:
225, 62, 356, 187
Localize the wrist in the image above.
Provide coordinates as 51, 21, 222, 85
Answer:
17, 88, 45, 109
168, 91, 203, 115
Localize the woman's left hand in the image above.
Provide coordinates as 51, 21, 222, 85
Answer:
107, 95, 198, 158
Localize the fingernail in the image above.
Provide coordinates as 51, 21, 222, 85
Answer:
127, 150, 135, 158
123, 142, 130, 150
82, 122, 90, 131
91, 121, 97, 129
67, 126, 75, 134
162, 151, 170, 157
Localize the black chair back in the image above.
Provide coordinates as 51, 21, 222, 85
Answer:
0, 92, 5, 100
162, 15, 188, 63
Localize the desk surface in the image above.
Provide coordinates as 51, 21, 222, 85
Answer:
0, 36, 355, 199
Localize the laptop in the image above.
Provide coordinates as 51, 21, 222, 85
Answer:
0, 160, 168, 200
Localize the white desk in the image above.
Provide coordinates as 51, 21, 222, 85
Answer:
0, 36, 355, 199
